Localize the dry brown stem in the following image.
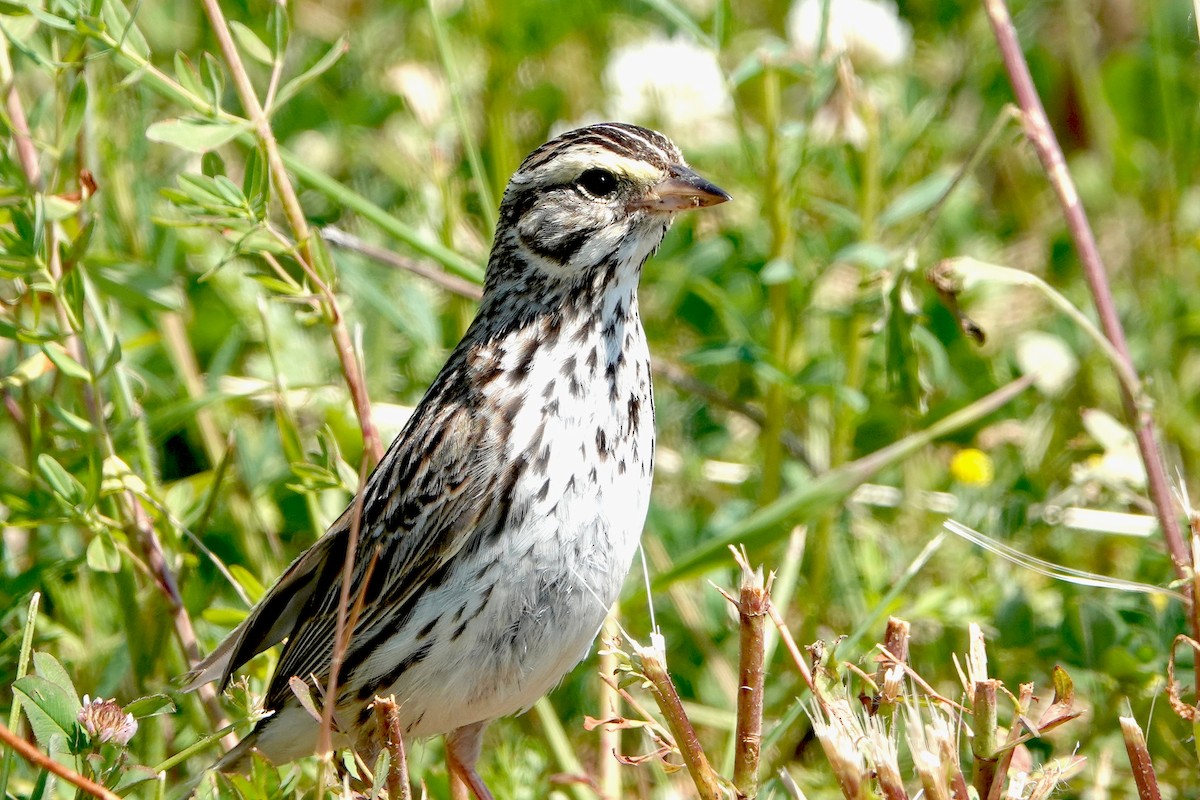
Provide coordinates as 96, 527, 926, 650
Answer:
372, 695, 412, 800
727, 549, 769, 799
635, 639, 722, 800
1119, 716, 1162, 800
0, 721, 120, 800
199, 0, 383, 466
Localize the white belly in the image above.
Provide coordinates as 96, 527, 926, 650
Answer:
348, 312, 654, 737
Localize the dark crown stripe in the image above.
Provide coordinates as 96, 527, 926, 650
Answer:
518, 123, 680, 174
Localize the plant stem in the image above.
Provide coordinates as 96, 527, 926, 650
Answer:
0, 593, 39, 799
0, 720, 120, 800
984, 0, 1196, 699
970, 679, 999, 794
532, 697, 600, 800
201, 0, 384, 465
760, 65, 793, 504
636, 637, 722, 800
731, 559, 768, 799
1119, 716, 1162, 800
373, 696, 412, 800
597, 617, 622, 800
427, 0, 497, 235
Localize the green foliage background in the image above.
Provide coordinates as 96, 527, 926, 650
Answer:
1, 0, 1199, 796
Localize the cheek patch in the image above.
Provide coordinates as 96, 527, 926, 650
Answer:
518, 198, 614, 267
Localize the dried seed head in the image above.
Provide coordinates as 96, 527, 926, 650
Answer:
905, 703, 957, 800
78, 695, 137, 746
808, 699, 866, 796
879, 664, 905, 706
863, 714, 904, 796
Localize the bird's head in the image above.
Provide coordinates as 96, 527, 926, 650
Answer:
488, 123, 729, 293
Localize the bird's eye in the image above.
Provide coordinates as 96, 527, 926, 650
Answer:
576, 168, 618, 198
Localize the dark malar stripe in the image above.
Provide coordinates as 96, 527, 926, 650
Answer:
519, 224, 595, 265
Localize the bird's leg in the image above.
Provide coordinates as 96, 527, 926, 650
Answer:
446, 721, 493, 800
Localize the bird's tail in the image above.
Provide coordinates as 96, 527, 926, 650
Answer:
212, 730, 261, 774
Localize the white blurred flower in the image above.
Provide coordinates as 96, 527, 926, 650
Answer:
78, 695, 137, 746
787, 0, 912, 69
1015, 331, 1079, 396
1078, 408, 1146, 488
290, 130, 339, 175
386, 62, 450, 129
604, 34, 733, 146
811, 79, 869, 148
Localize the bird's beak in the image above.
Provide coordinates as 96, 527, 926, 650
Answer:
632, 165, 732, 212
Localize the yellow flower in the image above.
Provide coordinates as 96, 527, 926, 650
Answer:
951, 448, 994, 487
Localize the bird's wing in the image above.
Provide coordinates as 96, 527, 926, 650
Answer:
186, 353, 515, 697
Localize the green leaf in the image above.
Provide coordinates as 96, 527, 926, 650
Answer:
89, 266, 183, 312
96, 335, 122, 379
174, 52, 206, 101
62, 218, 96, 268
2, 351, 51, 391
32, 652, 79, 700
229, 564, 265, 603
268, 1, 290, 56
202, 53, 226, 107
146, 117, 250, 154
242, 146, 269, 208
40, 342, 91, 381
202, 606, 248, 626
86, 532, 122, 573
99, 0, 150, 58
759, 258, 795, 286
212, 175, 248, 207
113, 765, 159, 794
124, 694, 176, 719
879, 171, 955, 229
832, 242, 893, 272
201, 151, 226, 179
45, 401, 95, 435
229, 20, 273, 65
37, 453, 86, 506
13, 675, 85, 751
60, 78, 89, 146
273, 36, 349, 109
42, 195, 80, 221
27, 769, 52, 800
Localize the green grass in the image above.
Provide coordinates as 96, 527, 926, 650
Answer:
2, 0, 1199, 797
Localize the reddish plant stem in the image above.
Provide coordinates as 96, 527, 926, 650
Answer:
318, 457, 373, 755
636, 642, 722, 800
0, 721, 120, 800
983, 0, 1196, 697
731, 562, 768, 799
981, 0, 1185, 570
199, 0, 383, 466
373, 695, 413, 800
1119, 716, 1162, 800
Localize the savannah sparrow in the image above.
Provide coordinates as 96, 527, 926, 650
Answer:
186, 122, 729, 798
